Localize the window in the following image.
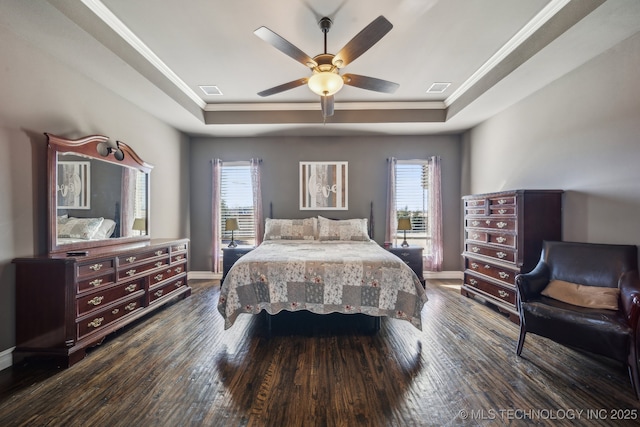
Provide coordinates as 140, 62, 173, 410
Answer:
220, 162, 256, 246
394, 160, 430, 252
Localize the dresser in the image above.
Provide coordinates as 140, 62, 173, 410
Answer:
388, 246, 425, 287
13, 238, 191, 367
461, 190, 562, 323
222, 246, 254, 282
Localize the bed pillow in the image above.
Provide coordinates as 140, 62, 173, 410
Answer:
58, 217, 105, 240
317, 216, 369, 241
541, 279, 619, 310
263, 217, 317, 240
93, 218, 117, 239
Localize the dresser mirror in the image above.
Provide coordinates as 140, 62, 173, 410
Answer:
46, 133, 153, 254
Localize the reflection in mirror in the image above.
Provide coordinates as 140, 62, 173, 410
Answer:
46, 133, 153, 254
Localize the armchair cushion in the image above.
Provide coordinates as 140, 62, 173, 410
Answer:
541, 279, 620, 310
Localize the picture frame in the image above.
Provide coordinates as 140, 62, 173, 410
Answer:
57, 161, 91, 209
300, 161, 348, 210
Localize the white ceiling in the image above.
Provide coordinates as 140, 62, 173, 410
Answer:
3, 0, 640, 137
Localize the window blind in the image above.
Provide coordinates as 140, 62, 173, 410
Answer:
220, 163, 256, 245
395, 161, 430, 250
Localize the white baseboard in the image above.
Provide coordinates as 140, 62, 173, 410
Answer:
0, 346, 14, 371
188, 271, 221, 280
423, 271, 464, 280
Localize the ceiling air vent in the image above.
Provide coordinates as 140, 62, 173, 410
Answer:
426, 82, 451, 94
199, 85, 223, 96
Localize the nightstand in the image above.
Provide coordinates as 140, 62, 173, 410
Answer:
222, 246, 254, 282
388, 246, 425, 287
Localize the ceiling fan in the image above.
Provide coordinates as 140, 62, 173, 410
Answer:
254, 15, 399, 119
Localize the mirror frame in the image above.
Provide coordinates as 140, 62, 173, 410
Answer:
46, 133, 154, 254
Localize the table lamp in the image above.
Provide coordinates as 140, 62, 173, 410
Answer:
225, 218, 239, 248
397, 217, 412, 248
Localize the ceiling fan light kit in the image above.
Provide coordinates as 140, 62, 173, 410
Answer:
255, 15, 398, 119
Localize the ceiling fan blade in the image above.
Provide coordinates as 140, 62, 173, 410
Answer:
321, 94, 335, 117
332, 16, 393, 68
258, 78, 308, 97
254, 26, 318, 68
342, 74, 399, 93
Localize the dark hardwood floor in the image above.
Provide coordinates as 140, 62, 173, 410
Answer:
0, 278, 639, 426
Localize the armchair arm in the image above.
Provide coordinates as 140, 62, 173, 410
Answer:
620, 270, 640, 329
515, 261, 550, 302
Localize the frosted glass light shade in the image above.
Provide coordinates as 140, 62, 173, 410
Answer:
308, 71, 344, 96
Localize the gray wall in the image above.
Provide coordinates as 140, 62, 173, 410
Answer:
465, 31, 640, 246
0, 23, 189, 356
190, 135, 463, 272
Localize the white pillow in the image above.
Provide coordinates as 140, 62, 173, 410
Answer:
93, 219, 117, 239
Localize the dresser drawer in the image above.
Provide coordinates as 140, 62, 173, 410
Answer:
118, 248, 168, 266
467, 218, 516, 232
77, 278, 145, 316
466, 243, 515, 263
466, 259, 517, 286
77, 295, 145, 339
488, 195, 515, 207
489, 205, 516, 216
149, 264, 186, 286
77, 272, 116, 293
149, 276, 188, 303
77, 259, 114, 278
464, 273, 516, 306
119, 259, 169, 280
172, 242, 188, 252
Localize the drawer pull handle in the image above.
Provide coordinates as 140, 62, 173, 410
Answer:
400, 252, 410, 257
155, 274, 164, 281
471, 263, 479, 269
471, 247, 480, 253
88, 296, 104, 306
88, 317, 104, 328
175, 267, 183, 273
471, 233, 479, 240
126, 256, 136, 263
496, 252, 507, 259
485, 220, 491, 225
175, 280, 183, 288
89, 278, 103, 287
497, 222, 508, 228
498, 209, 507, 214
154, 290, 164, 297
175, 255, 184, 261
112, 308, 119, 314
155, 261, 164, 267
496, 236, 507, 243
469, 279, 478, 285
89, 263, 103, 271
472, 221, 480, 226
498, 290, 509, 298
498, 272, 510, 279
126, 269, 136, 277
236, 253, 245, 258
125, 284, 137, 292
125, 302, 137, 311
498, 199, 507, 205
155, 250, 163, 256
484, 264, 491, 269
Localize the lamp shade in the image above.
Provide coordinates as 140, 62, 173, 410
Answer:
225, 218, 239, 231
397, 217, 412, 231
308, 71, 344, 96
132, 217, 146, 232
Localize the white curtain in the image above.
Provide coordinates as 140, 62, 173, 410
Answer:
250, 158, 264, 245
424, 156, 443, 272
384, 157, 397, 246
211, 159, 222, 273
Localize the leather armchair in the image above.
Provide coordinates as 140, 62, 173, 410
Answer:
515, 241, 640, 400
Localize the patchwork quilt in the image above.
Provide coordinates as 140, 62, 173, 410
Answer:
218, 240, 428, 330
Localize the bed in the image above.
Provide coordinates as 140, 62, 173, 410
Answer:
217, 216, 428, 332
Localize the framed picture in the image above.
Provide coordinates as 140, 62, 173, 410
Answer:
57, 161, 91, 209
300, 161, 348, 210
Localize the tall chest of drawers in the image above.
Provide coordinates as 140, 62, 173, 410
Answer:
461, 190, 562, 323
13, 238, 190, 367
